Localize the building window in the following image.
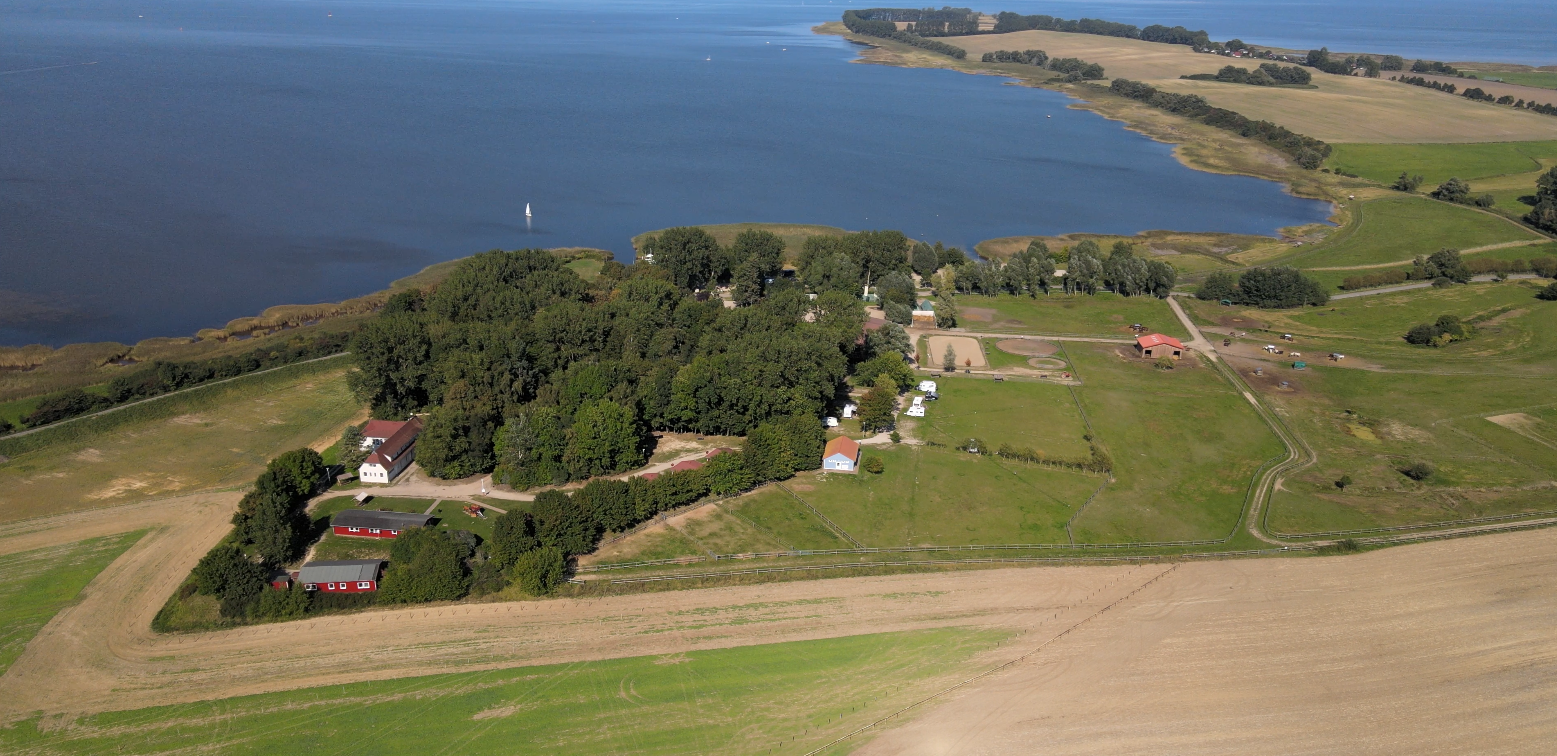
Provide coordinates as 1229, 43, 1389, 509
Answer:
357, 582, 370, 589
369, 528, 381, 534
348, 527, 360, 532
389, 530, 398, 536
326, 583, 336, 590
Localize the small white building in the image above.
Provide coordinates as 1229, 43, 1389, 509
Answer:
917, 380, 938, 393
358, 417, 423, 484
842, 402, 858, 419
822, 436, 861, 473
906, 404, 926, 417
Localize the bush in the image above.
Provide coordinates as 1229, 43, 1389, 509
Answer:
1335, 474, 1353, 489
884, 301, 913, 325
252, 583, 310, 621
863, 456, 884, 474
889, 430, 902, 444
377, 528, 471, 604
531, 490, 602, 557
1535, 282, 1557, 301
512, 547, 566, 595
1195, 271, 1237, 301
1400, 461, 1434, 481
1154, 356, 1176, 370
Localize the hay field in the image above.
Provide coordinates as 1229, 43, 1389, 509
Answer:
946, 29, 1557, 143
0, 359, 360, 523
0, 532, 143, 675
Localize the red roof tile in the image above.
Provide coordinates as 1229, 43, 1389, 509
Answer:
670, 460, 704, 472
362, 419, 405, 440
1135, 333, 1185, 350
823, 435, 860, 461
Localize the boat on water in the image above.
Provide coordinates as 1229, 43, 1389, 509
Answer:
525, 203, 532, 218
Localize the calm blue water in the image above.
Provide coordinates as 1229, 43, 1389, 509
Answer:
7, 0, 1540, 346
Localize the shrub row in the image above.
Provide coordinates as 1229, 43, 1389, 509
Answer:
1110, 79, 1330, 168
842, 11, 967, 59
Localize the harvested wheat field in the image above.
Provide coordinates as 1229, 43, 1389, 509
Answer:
946, 29, 1557, 143
4, 484, 1557, 756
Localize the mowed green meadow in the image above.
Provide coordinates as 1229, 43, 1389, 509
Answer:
0, 532, 144, 674
914, 375, 1091, 458
1326, 140, 1557, 186
2, 628, 1006, 756
947, 293, 1188, 339
1286, 196, 1541, 269
1221, 281, 1557, 533
1065, 343, 1283, 543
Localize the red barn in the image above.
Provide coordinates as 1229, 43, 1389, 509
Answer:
298, 559, 384, 593
331, 509, 434, 538
1135, 333, 1185, 359
669, 459, 704, 473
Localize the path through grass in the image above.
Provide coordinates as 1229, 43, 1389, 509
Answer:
0, 532, 144, 674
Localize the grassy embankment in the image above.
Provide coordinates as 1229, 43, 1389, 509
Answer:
975, 231, 1271, 276
0, 532, 145, 674
1181, 280, 1557, 534
632, 223, 849, 264
0, 356, 361, 524
0, 628, 1005, 756
942, 292, 1189, 339
1326, 141, 1557, 220
1280, 195, 1543, 272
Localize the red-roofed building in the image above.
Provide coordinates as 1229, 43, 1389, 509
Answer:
639, 472, 660, 481
704, 447, 734, 458
670, 459, 704, 473
1135, 334, 1185, 360
358, 417, 423, 483
822, 435, 860, 473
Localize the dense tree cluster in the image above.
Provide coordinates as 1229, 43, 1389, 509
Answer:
230, 449, 325, 565
15, 330, 352, 430
1391, 172, 1424, 192
992, 12, 1155, 41
1394, 75, 1457, 94
981, 49, 1048, 66
1047, 57, 1105, 80
1110, 79, 1330, 168
1526, 167, 1557, 233
841, 11, 967, 58
1340, 253, 1557, 291
1207, 63, 1311, 86
1428, 177, 1495, 208
349, 245, 891, 485
1306, 48, 1378, 77
851, 7, 980, 36
378, 527, 475, 603
1380, 55, 1405, 71
1196, 267, 1328, 308
1411, 60, 1460, 75
1404, 314, 1473, 347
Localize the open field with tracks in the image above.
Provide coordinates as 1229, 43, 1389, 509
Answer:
935, 28, 1557, 144
1280, 195, 1542, 269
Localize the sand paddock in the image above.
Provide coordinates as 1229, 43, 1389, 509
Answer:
926, 335, 986, 368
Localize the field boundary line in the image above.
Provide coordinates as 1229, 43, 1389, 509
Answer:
798, 564, 1181, 756
1272, 506, 1557, 539
777, 483, 864, 548
1, 351, 351, 441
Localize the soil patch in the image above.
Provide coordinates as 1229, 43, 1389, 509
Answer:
1028, 357, 1068, 370
925, 335, 987, 368
995, 339, 1058, 357
960, 307, 996, 323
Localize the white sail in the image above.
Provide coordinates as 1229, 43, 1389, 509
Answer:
525, 203, 532, 217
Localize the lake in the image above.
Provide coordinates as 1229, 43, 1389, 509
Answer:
10, 0, 1528, 345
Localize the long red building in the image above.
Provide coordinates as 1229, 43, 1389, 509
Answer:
330, 509, 435, 539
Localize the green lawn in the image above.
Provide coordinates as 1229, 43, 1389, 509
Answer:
791, 445, 1100, 546
1065, 343, 1285, 543
1463, 71, 1557, 91
677, 504, 790, 555
1203, 282, 1557, 533
723, 487, 855, 551
0, 628, 1006, 756
1325, 141, 1557, 186
949, 293, 1188, 339
1286, 196, 1540, 269
0, 532, 144, 674
564, 257, 604, 279
914, 374, 1091, 459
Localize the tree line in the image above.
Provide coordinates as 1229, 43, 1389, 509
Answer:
982, 49, 1047, 66
1341, 252, 1557, 291
928, 239, 1175, 301
841, 11, 968, 59
1528, 167, 1557, 233
1305, 47, 1379, 77
1048, 57, 1106, 81
1110, 79, 1331, 169
1404, 314, 1473, 347
1195, 267, 1329, 308
850, 7, 980, 37
1197, 63, 1311, 86
10, 330, 351, 431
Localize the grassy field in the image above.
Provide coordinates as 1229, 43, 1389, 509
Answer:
1326, 141, 1557, 186
1284, 196, 1540, 269
915, 374, 1091, 458
1197, 281, 1557, 533
564, 257, 604, 279
948, 293, 1188, 339
1064, 342, 1284, 543
0, 628, 1004, 755
725, 487, 856, 551
0, 359, 361, 523
1461, 70, 1557, 91
632, 223, 849, 263
935, 28, 1557, 143
790, 445, 1100, 546
0, 532, 144, 674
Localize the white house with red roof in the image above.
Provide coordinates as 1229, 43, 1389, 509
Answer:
358, 417, 423, 484
1135, 333, 1185, 360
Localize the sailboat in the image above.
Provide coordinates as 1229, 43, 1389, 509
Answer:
525, 203, 532, 218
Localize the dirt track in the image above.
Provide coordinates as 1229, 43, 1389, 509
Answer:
4, 495, 1557, 755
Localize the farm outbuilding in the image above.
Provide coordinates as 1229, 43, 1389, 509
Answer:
1135, 333, 1185, 360
298, 560, 385, 593
822, 435, 861, 473
911, 300, 937, 328
358, 417, 423, 484
331, 509, 434, 538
